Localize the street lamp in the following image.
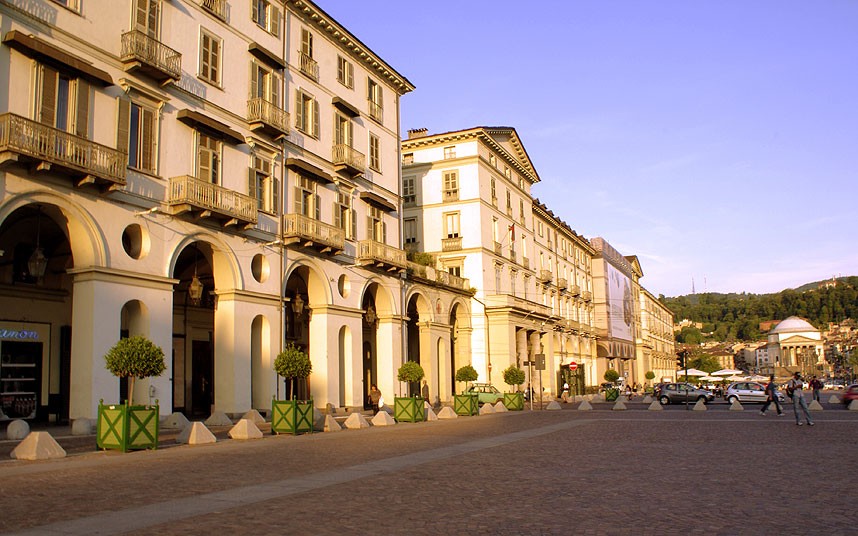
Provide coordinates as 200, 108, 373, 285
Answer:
27, 206, 48, 280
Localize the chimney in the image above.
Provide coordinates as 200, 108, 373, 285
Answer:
407, 128, 428, 139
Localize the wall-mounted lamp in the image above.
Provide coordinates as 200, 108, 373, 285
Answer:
365, 304, 378, 327
28, 206, 48, 279
291, 294, 305, 315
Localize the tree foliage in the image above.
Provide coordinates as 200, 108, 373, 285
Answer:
103, 336, 166, 405
604, 369, 620, 383
502, 365, 526, 388
661, 276, 858, 342
274, 343, 312, 379
397, 361, 425, 383
455, 364, 478, 383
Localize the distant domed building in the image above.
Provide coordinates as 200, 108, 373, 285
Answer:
762, 317, 826, 378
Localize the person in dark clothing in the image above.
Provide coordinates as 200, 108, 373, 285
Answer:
760, 375, 783, 416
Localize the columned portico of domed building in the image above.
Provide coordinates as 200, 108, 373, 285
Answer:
764, 316, 826, 378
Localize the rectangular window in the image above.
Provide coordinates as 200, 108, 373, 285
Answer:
200, 30, 221, 85
519, 199, 525, 224
334, 190, 355, 239
490, 178, 497, 205
367, 78, 383, 122
334, 113, 353, 146
495, 265, 502, 294
337, 55, 354, 88
36, 63, 87, 137
504, 165, 511, 179
299, 29, 318, 80
251, 61, 281, 105
252, 0, 281, 36
447, 263, 462, 278
294, 89, 320, 138
249, 155, 279, 214
404, 218, 417, 244
117, 98, 157, 173
403, 153, 414, 164
510, 271, 517, 296
367, 206, 385, 242
197, 133, 221, 184
506, 190, 512, 215
369, 133, 381, 172
443, 146, 456, 159
444, 212, 460, 238
403, 176, 415, 205
294, 175, 320, 219
489, 153, 496, 167
134, 0, 160, 37
443, 170, 459, 202
301, 28, 313, 58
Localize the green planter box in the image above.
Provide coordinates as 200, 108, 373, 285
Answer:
394, 396, 425, 423
271, 398, 314, 435
503, 392, 524, 411
453, 394, 479, 416
605, 388, 620, 401
96, 400, 159, 452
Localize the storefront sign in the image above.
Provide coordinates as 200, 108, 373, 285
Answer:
0, 329, 40, 341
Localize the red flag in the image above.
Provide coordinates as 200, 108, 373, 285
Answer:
509, 223, 515, 240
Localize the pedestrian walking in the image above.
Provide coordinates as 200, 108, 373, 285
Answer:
810, 376, 823, 402
369, 384, 382, 415
561, 381, 570, 403
787, 372, 814, 426
421, 380, 430, 403
760, 374, 783, 416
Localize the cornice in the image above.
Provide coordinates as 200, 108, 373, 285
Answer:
288, 0, 415, 95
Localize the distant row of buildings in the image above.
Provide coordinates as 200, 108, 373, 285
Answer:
0, 0, 673, 424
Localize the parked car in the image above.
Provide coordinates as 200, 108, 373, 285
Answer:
843, 384, 858, 406
465, 383, 504, 405
725, 382, 785, 404
657, 383, 714, 405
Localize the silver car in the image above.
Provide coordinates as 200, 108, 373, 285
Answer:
657, 383, 714, 405
725, 382, 785, 404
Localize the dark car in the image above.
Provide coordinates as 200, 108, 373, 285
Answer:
843, 384, 858, 406
657, 383, 714, 405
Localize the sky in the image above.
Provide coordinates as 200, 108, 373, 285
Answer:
321, 0, 858, 298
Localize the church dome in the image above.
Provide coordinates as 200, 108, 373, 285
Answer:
771, 316, 817, 334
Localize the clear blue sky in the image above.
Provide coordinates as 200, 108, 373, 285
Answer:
323, 0, 858, 298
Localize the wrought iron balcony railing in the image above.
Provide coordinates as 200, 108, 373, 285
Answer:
357, 239, 406, 271
169, 175, 257, 227
299, 52, 319, 81
282, 213, 344, 253
332, 144, 364, 175
247, 98, 289, 137
121, 30, 182, 83
557, 277, 568, 290
537, 269, 553, 283
200, 0, 227, 21
0, 113, 126, 187
368, 100, 383, 123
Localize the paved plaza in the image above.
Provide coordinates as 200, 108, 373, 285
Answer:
1, 400, 856, 535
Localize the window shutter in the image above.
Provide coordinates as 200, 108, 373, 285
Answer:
271, 73, 281, 106
251, 0, 259, 23
294, 90, 303, 129
272, 177, 280, 215
116, 97, 131, 156
294, 186, 302, 214
270, 6, 281, 36
314, 194, 320, 220
141, 107, 154, 171
366, 215, 372, 240
333, 201, 341, 228
382, 221, 387, 244
248, 167, 258, 203
39, 65, 58, 126
350, 208, 356, 240
250, 62, 259, 100
312, 98, 319, 137
74, 78, 89, 138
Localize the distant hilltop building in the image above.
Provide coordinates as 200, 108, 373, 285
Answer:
674, 318, 702, 332
817, 277, 838, 290
759, 319, 780, 332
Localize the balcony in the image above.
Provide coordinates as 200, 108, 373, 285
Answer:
442, 236, 462, 251
332, 144, 364, 176
582, 290, 592, 302
200, 0, 228, 21
493, 241, 502, 255
537, 269, 552, 283
567, 319, 581, 332
299, 52, 319, 81
443, 189, 459, 202
0, 113, 126, 189
247, 98, 289, 137
357, 239, 406, 272
522, 257, 529, 270
121, 30, 181, 84
282, 213, 344, 255
557, 277, 567, 290
568, 283, 581, 296
485, 294, 552, 319
168, 175, 257, 228
406, 262, 471, 293
508, 248, 516, 263
368, 100, 383, 123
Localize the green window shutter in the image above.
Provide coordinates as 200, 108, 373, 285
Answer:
272, 178, 280, 215
75, 78, 89, 138
39, 65, 58, 126
116, 96, 131, 156
140, 107, 154, 171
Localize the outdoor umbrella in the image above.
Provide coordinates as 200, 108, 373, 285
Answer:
726, 375, 746, 382
699, 375, 721, 382
677, 368, 708, 376
713, 369, 743, 376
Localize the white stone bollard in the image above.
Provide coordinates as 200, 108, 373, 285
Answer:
577, 400, 593, 411
176, 422, 217, 445
6, 420, 30, 440
648, 400, 663, 411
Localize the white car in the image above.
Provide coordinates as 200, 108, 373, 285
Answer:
725, 382, 785, 404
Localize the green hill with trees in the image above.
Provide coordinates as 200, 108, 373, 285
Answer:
660, 276, 858, 343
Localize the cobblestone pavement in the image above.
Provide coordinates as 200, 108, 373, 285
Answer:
1, 400, 856, 535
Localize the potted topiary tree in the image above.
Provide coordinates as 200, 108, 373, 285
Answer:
645, 371, 656, 393
502, 365, 526, 411
394, 361, 425, 422
97, 336, 166, 452
454, 364, 479, 416
272, 343, 313, 435
603, 369, 620, 401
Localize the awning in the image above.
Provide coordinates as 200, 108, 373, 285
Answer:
248, 42, 286, 70
285, 158, 333, 183
359, 191, 397, 212
3, 31, 113, 86
177, 109, 245, 145
332, 97, 360, 118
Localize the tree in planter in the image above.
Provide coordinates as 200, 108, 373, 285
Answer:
604, 369, 620, 384
603, 369, 620, 401
455, 364, 479, 394
104, 336, 166, 405
397, 361, 425, 397
502, 365, 526, 391
645, 370, 656, 391
274, 343, 312, 400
